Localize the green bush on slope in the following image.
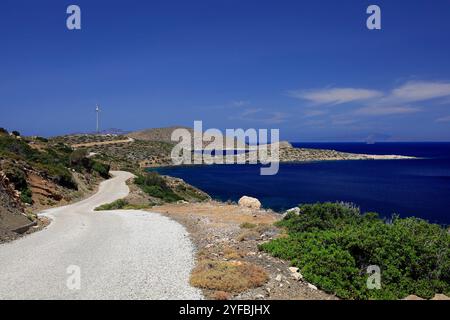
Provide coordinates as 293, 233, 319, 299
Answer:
259, 202, 450, 300
134, 172, 182, 203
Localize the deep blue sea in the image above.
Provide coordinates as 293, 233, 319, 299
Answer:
154, 143, 450, 225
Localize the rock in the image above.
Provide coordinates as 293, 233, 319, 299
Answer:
291, 272, 303, 281
275, 274, 282, 282
431, 294, 450, 300
288, 267, 299, 273
403, 295, 425, 300
238, 196, 262, 210
307, 283, 318, 290
283, 207, 300, 218
255, 294, 265, 300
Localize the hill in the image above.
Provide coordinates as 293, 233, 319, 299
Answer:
128, 126, 193, 143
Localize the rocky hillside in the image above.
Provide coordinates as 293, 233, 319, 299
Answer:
0, 171, 32, 242
0, 130, 112, 241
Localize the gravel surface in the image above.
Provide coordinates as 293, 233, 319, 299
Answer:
0, 171, 202, 300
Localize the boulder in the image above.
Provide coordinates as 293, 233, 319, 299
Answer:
238, 196, 261, 210
283, 207, 300, 218
288, 267, 299, 273
291, 273, 303, 281
307, 283, 318, 290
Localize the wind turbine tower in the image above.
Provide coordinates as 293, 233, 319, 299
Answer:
96, 105, 100, 134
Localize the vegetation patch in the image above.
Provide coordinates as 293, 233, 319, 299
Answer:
95, 199, 129, 211
95, 199, 151, 211
240, 222, 257, 229
190, 259, 268, 293
259, 202, 450, 300
135, 172, 183, 203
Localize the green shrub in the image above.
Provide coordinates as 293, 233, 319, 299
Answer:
20, 188, 33, 204
35, 136, 48, 143
135, 172, 183, 203
260, 202, 450, 300
95, 199, 128, 211
92, 161, 110, 178
11, 131, 20, 137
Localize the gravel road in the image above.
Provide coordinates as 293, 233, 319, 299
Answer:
0, 171, 203, 300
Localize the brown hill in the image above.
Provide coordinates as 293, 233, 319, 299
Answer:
128, 126, 193, 143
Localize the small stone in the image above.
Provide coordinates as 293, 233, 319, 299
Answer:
275, 274, 282, 282
288, 267, 299, 273
308, 283, 318, 290
255, 294, 265, 300
291, 272, 303, 281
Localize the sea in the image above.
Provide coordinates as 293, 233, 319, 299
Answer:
153, 143, 450, 225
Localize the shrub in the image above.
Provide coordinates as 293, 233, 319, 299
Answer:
35, 136, 48, 143
92, 161, 110, 178
135, 172, 183, 203
260, 202, 450, 300
240, 222, 257, 229
0, 128, 8, 135
11, 131, 20, 137
20, 188, 33, 204
95, 199, 129, 211
190, 260, 268, 292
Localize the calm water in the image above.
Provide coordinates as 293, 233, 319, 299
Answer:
154, 143, 450, 224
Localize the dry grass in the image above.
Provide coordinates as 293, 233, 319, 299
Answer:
236, 229, 260, 242
211, 291, 232, 300
240, 222, 257, 229
190, 259, 268, 293
223, 246, 245, 260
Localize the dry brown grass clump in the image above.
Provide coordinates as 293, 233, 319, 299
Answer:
190, 259, 268, 293
211, 291, 232, 300
223, 246, 245, 260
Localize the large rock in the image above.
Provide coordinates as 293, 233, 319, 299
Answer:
238, 196, 261, 210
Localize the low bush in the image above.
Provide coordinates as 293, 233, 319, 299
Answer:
240, 222, 257, 229
134, 172, 183, 203
95, 199, 129, 211
190, 260, 268, 293
92, 161, 110, 178
259, 202, 450, 300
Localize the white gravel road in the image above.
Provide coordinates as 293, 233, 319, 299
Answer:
0, 171, 203, 300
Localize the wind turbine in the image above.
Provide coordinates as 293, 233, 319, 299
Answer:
96, 104, 100, 134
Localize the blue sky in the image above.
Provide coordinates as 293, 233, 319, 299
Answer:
1, 0, 450, 141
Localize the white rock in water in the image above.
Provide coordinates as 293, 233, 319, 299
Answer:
238, 196, 262, 210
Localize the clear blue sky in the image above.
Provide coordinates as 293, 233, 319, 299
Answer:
1, 0, 450, 141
